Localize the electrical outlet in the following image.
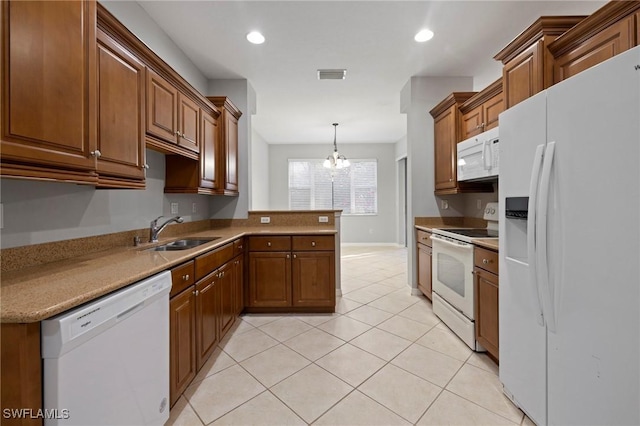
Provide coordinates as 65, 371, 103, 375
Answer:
441, 200, 449, 210
318, 216, 329, 223
171, 203, 179, 214
260, 216, 271, 224
192, 202, 197, 214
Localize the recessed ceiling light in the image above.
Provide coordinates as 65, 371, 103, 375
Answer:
414, 29, 434, 42
246, 31, 265, 44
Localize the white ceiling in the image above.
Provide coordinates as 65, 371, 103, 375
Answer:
137, 1, 605, 144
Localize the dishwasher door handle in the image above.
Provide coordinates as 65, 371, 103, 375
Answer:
116, 301, 145, 321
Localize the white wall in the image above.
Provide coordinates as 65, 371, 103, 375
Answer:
401, 76, 475, 290
0, 150, 210, 249
251, 130, 270, 210
100, 0, 208, 93
268, 143, 397, 244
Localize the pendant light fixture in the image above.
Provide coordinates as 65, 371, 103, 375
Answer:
323, 123, 350, 170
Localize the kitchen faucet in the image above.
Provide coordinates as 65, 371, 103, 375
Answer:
149, 215, 184, 243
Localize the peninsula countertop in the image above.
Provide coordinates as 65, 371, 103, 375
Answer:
1, 226, 337, 323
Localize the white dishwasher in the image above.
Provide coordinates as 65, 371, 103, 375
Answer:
41, 271, 172, 426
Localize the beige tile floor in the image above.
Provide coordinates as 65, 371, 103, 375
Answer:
167, 246, 531, 426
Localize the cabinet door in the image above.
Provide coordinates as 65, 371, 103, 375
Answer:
224, 111, 239, 193
233, 255, 244, 316
169, 287, 196, 407
178, 93, 199, 153
248, 252, 291, 307
218, 262, 235, 338
195, 273, 219, 370
461, 104, 484, 140
1, 0, 97, 174
483, 92, 504, 131
417, 243, 432, 300
503, 41, 543, 109
553, 16, 634, 83
146, 68, 178, 144
96, 29, 146, 185
199, 110, 220, 190
433, 106, 457, 191
292, 251, 335, 307
475, 268, 499, 360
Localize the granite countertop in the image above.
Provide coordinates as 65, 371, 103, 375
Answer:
0, 226, 336, 323
415, 225, 499, 252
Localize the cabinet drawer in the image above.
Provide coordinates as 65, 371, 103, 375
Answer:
292, 235, 334, 251
416, 229, 432, 247
195, 243, 234, 280
233, 238, 245, 257
474, 247, 499, 275
248, 236, 291, 252
170, 261, 195, 297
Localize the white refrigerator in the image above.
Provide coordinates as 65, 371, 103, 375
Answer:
499, 45, 640, 426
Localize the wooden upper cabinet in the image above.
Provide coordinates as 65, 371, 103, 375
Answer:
178, 93, 200, 153
164, 106, 221, 195
494, 16, 586, 109
208, 97, 242, 196
433, 103, 459, 192
430, 93, 492, 195
146, 68, 178, 144
96, 29, 146, 188
460, 79, 503, 141
1, 0, 98, 183
548, 2, 640, 83
199, 110, 220, 191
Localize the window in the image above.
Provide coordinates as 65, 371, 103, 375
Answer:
288, 159, 377, 215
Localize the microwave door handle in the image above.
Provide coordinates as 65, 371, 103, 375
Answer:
482, 139, 491, 170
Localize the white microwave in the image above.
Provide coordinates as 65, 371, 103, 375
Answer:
457, 127, 499, 182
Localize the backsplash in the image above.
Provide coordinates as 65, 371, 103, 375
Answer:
0, 150, 210, 250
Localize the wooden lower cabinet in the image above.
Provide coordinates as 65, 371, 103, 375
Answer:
169, 286, 196, 407
233, 254, 244, 316
292, 251, 335, 307
247, 235, 336, 312
218, 261, 235, 338
248, 252, 292, 307
416, 229, 432, 300
0, 323, 42, 426
474, 246, 499, 361
194, 272, 219, 371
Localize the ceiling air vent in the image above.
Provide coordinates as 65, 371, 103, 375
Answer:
317, 69, 347, 80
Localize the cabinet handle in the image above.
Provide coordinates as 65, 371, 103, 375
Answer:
286, 254, 290, 259
311, 241, 316, 247
482, 259, 491, 264
181, 135, 197, 144
175, 130, 182, 136
293, 254, 297, 259
238, 245, 243, 250
267, 242, 272, 247
143, 164, 149, 169
193, 290, 199, 296
183, 274, 190, 281
90, 150, 101, 158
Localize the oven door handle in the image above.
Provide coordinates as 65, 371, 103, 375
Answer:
430, 234, 473, 250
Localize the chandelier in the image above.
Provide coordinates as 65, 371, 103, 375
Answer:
323, 123, 350, 170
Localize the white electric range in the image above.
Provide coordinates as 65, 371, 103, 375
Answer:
430, 202, 498, 350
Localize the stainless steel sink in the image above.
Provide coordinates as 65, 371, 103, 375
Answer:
147, 237, 220, 251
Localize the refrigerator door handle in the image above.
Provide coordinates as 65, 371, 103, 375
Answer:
527, 144, 546, 326
537, 141, 557, 333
